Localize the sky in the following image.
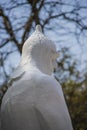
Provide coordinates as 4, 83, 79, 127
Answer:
0, 0, 87, 85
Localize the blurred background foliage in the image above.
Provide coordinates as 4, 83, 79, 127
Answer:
0, 0, 87, 130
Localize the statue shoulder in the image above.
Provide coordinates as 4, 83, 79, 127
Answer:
39, 74, 64, 97
40, 75, 59, 86
38, 75, 57, 89
7, 66, 25, 87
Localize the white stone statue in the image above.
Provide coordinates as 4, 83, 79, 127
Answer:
1, 25, 73, 130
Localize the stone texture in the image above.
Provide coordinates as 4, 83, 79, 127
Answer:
1, 25, 73, 130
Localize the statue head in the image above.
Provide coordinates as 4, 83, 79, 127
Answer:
20, 25, 59, 75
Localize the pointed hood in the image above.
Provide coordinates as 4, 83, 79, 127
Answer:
9, 25, 59, 84
20, 25, 58, 66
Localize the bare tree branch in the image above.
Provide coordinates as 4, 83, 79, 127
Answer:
0, 0, 87, 88
0, 6, 22, 53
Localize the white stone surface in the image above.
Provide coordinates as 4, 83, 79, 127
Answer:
1, 25, 73, 130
